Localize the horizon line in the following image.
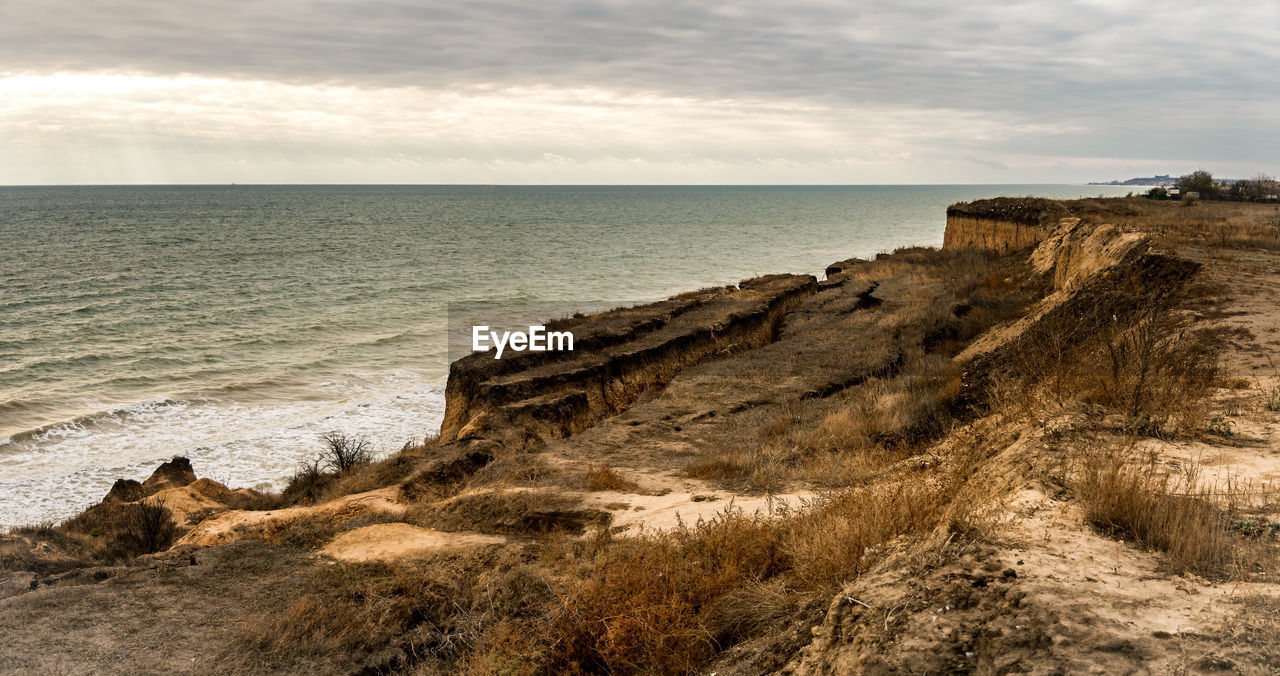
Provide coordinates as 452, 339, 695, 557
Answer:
0, 182, 1116, 188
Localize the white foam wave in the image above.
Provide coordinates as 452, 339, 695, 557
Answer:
0, 371, 446, 529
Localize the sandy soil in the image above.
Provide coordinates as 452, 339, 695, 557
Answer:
320, 522, 505, 562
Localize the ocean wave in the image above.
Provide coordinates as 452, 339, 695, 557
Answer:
0, 374, 447, 528
1, 397, 187, 447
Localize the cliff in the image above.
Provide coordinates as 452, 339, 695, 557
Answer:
439, 273, 820, 445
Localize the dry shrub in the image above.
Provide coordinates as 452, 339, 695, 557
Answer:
122, 497, 177, 554
996, 286, 1222, 436
547, 510, 787, 674
59, 496, 177, 558
318, 451, 420, 502
281, 433, 420, 506
782, 478, 955, 590
232, 548, 550, 674
1095, 309, 1222, 433
318, 432, 373, 472
280, 460, 333, 505
409, 490, 606, 535
1073, 445, 1237, 576
580, 465, 639, 492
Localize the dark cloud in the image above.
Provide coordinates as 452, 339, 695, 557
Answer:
1, 0, 1277, 181
3, 1, 1275, 109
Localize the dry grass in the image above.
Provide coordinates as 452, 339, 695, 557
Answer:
407, 489, 607, 536
579, 465, 639, 492
953, 196, 1280, 251
542, 472, 969, 673
1105, 199, 1280, 250
683, 358, 966, 494
469, 452, 561, 488
229, 434, 993, 675
547, 510, 788, 673
992, 283, 1224, 437
1071, 444, 1264, 577
0, 526, 98, 575
226, 547, 551, 674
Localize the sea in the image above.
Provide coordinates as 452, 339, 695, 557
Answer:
0, 184, 1133, 527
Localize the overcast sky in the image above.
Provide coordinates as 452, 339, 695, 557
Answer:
1, 0, 1276, 184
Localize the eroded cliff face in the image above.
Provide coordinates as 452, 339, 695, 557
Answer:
942, 215, 1052, 254
943, 196, 1080, 254
954, 217, 1199, 401
439, 273, 820, 445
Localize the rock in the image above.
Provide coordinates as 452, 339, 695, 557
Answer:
140, 457, 197, 496
103, 478, 144, 503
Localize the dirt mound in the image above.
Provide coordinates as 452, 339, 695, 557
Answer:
320, 523, 505, 562
1028, 217, 1149, 290
177, 486, 405, 547
150, 478, 242, 525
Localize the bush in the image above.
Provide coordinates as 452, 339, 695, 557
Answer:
281, 460, 336, 505
122, 497, 177, 555
319, 432, 373, 473
1178, 169, 1220, 200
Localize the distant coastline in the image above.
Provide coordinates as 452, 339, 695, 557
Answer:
1087, 174, 1177, 186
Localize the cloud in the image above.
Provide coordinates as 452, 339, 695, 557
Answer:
0, 0, 1276, 182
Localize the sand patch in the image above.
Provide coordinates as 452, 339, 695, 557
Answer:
580, 485, 813, 532
321, 523, 505, 562
176, 486, 406, 547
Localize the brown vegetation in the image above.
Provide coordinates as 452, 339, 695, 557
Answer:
1073, 444, 1238, 576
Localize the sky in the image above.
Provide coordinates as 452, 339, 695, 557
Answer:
1, 0, 1277, 185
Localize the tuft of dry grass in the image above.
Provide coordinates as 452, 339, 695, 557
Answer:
1072, 445, 1247, 576
684, 440, 795, 493
580, 465, 639, 492
469, 452, 561, 488
547, 510, 788, 674
780, 480, 955, 590
408, 489, 607, 536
